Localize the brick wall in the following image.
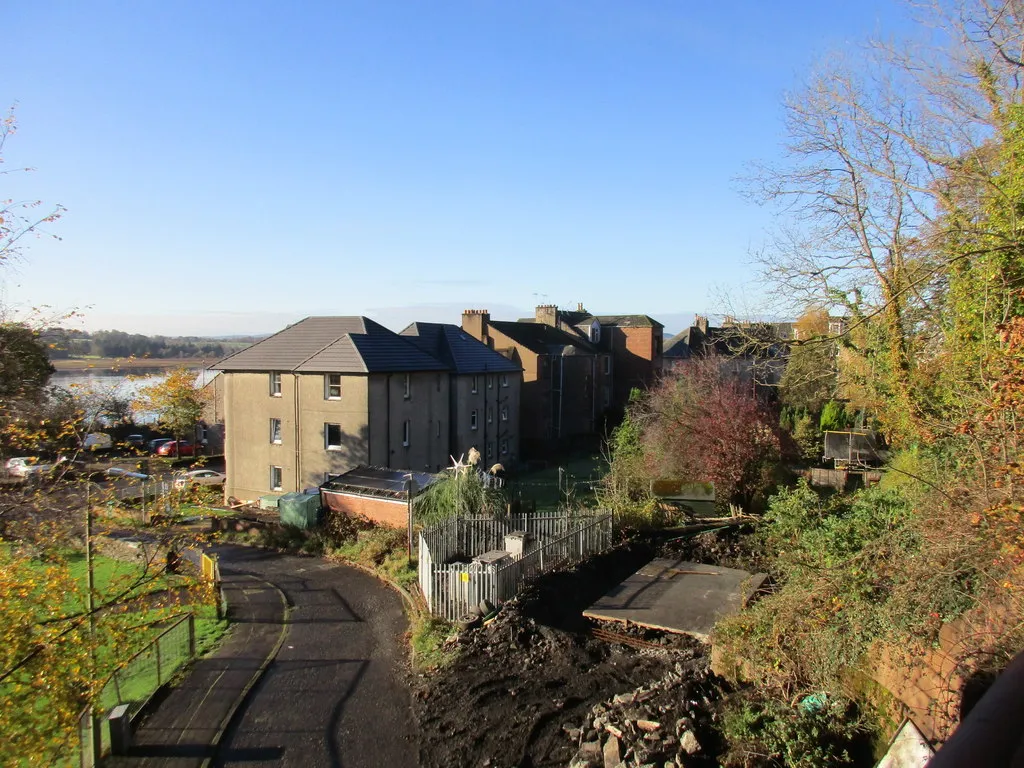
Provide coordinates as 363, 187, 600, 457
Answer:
321, 489, 408, 528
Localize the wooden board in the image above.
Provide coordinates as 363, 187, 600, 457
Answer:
582, 558, 767, 641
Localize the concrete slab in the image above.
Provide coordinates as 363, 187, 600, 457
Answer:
582, 558, 766, 641
876, 719, 934, 768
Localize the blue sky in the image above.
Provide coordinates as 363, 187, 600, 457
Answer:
3, 0, 912, 336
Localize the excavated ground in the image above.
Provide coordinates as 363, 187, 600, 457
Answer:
414, 532, 751, 768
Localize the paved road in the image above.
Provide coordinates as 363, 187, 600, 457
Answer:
213, 548, 417, 768
116, 546, 418, 768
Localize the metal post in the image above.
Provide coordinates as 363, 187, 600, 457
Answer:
188, 614, 196, 658
404, 476, 417, 565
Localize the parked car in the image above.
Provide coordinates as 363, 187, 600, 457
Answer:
125, 434, 146, 449
157, 440, 195, 457
82, 433, 113, 452
173, 469, 226, 488
6, 456, 83, 479
6, 457, 40, 477
148, 438, 174, 453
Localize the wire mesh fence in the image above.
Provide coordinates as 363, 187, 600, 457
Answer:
77, 613, 196, 761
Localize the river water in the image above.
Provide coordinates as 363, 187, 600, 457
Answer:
49, 367, 218, 425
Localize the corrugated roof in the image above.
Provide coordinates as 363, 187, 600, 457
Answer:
400, 323, 521, 374
211, 316, 447, 373
489, 320, 597, 355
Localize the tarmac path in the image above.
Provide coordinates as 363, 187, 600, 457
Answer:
114, 545, 417, 768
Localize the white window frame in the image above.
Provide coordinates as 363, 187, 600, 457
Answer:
404, 373, 411, 399
487, 375, 493, 389
325, 373, 342, 400
270, 418, 282, 444
487, 407, 493, 424
501, 405, 508, 422
500, 439, 508, 455
270, 371, 282, 397
402, 420, 410, 447
270, 465, 283, 491
325, 422, 342, 450
470, 410, 478, 431
471, 375, 478, 394
501, 374, 509, 388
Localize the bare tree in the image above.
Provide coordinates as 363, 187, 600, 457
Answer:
747, 0, 1024, 443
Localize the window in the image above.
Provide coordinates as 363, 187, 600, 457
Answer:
471, 375, 478, 394
269, 372, 282, 396
487, 407, 493, 424
501, 405, 508, 422
589, 319, 601, 343
325, 423, 342, 450
604, 356, 611, 375
501, 374, 509, 388
470, 410, 478, 430
270, 465, 283, 491
500, 439, 508, 455
325, 373, 342, 399
487, 375, 493, 389
269, 418, 282, 444
487, 444, 493, 458
402, 420, 410, 447
404, 373, 411, 399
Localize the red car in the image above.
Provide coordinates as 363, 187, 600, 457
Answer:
156, 440, 195, 457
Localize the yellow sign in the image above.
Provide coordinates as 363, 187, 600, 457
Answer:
460, 572, 469, 582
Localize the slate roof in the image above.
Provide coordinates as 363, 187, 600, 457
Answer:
489, 320, 598, 355
211, 316, 448, 373
663, 329, 694, 359
400, 323, 521, 374
517, 312, 663, 329
589, 314, 663, 328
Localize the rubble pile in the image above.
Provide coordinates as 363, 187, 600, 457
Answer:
414, 540, 727, 768
563, 650, 718, 768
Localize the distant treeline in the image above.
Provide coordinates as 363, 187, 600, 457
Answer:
42, 328, 263, 360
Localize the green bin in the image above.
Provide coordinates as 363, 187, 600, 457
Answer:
278, 492, 322, 529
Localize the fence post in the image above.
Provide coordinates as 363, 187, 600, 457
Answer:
188, 613, 196, 658
156, 638, 162, 686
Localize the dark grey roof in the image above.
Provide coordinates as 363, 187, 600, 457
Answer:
663, 329, 694, 359
321, 465, 440, 498
588, 314, 663, 328
211, 316, 448, 373
400, 323, 521, 375
489, 320, 598, 356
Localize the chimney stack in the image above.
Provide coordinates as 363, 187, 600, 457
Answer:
694, 315, 709, 334
535, 304, 559, 327
462, 309, 490, 343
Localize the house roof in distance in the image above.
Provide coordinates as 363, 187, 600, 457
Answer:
400, 322, 521, 375
210, 316, 448, 373
489, 320, 598, 355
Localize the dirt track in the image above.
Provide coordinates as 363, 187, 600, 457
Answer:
415, 537, 730, 767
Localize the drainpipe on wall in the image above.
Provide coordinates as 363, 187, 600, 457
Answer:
293, 373, 301, 492
558, 351, 565, 439
386, 374, 391, 468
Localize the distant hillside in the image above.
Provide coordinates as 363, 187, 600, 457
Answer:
42, 328, 264, 360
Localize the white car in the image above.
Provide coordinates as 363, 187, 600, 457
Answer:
6, 457, 40, 478
173, 469, 227, 489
